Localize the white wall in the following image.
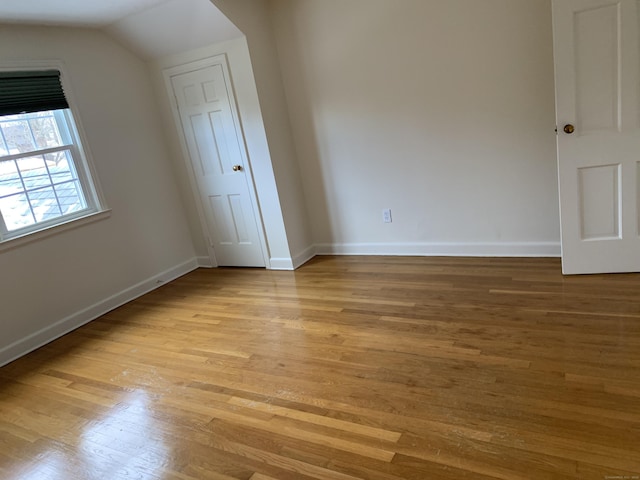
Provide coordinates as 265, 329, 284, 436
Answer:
0, 25, 197, 365
270, 0, 560, 256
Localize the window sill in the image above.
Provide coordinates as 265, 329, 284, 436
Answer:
0, 209, 112, 252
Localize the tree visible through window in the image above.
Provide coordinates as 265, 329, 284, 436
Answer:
0, 69, 102, 242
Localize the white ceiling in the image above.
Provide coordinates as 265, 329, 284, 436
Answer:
0, 0, 244, 60
107, 0, 243, 59
0, 0, 173, 27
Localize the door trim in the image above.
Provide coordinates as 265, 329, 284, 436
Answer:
163, 54, 270, 268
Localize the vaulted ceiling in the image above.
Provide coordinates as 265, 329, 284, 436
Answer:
0, 0, 172, 27
0, 0, 243, 60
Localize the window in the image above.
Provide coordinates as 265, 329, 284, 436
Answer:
0, 69, 103, 243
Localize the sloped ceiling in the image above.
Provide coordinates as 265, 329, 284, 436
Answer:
106, 0, 243, 60
0, 0, 173, 27
0, 0, 243, 60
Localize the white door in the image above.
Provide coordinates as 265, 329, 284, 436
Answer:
170, 63, 266, 267
553, 0, 640, 274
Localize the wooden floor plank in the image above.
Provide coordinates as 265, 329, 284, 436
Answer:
1, 256, 640, 479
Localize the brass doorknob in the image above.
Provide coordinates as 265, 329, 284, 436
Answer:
232, 165, 243, 172
563, 124, 575, 134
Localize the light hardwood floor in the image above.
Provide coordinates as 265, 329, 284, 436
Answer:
1, 256, 640, 479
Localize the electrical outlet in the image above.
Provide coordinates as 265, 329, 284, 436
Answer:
382, 208, 392, 223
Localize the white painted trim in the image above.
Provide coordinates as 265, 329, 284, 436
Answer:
0, 258, 199, 367
0, 210, 111, 252
270, 244, 316, 270
196, 256, 215, 268
314, 242, 561, 257
269, 257, 295, 270
292, 244, 316, 269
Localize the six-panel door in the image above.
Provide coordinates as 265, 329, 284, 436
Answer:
171, 64, 266, 267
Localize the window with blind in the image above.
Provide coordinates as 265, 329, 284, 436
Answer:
0, 69, 103, 242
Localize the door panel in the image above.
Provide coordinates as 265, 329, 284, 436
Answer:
171, 64, 266, 267
553, 0, 640, 273
574, 3, 620, 134
578, 164, 620, 239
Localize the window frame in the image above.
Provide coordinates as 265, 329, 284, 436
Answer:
0, 62, 109, 249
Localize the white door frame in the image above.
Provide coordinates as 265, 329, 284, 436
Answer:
163, 54, 270, 268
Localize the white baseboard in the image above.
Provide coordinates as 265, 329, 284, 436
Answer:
269, 257, 295, 270
0, 258, 199, 367
314, 242, 561, 257
292, 244, 316, 269
196, 256, 215, 268
269, 244, 317, 270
